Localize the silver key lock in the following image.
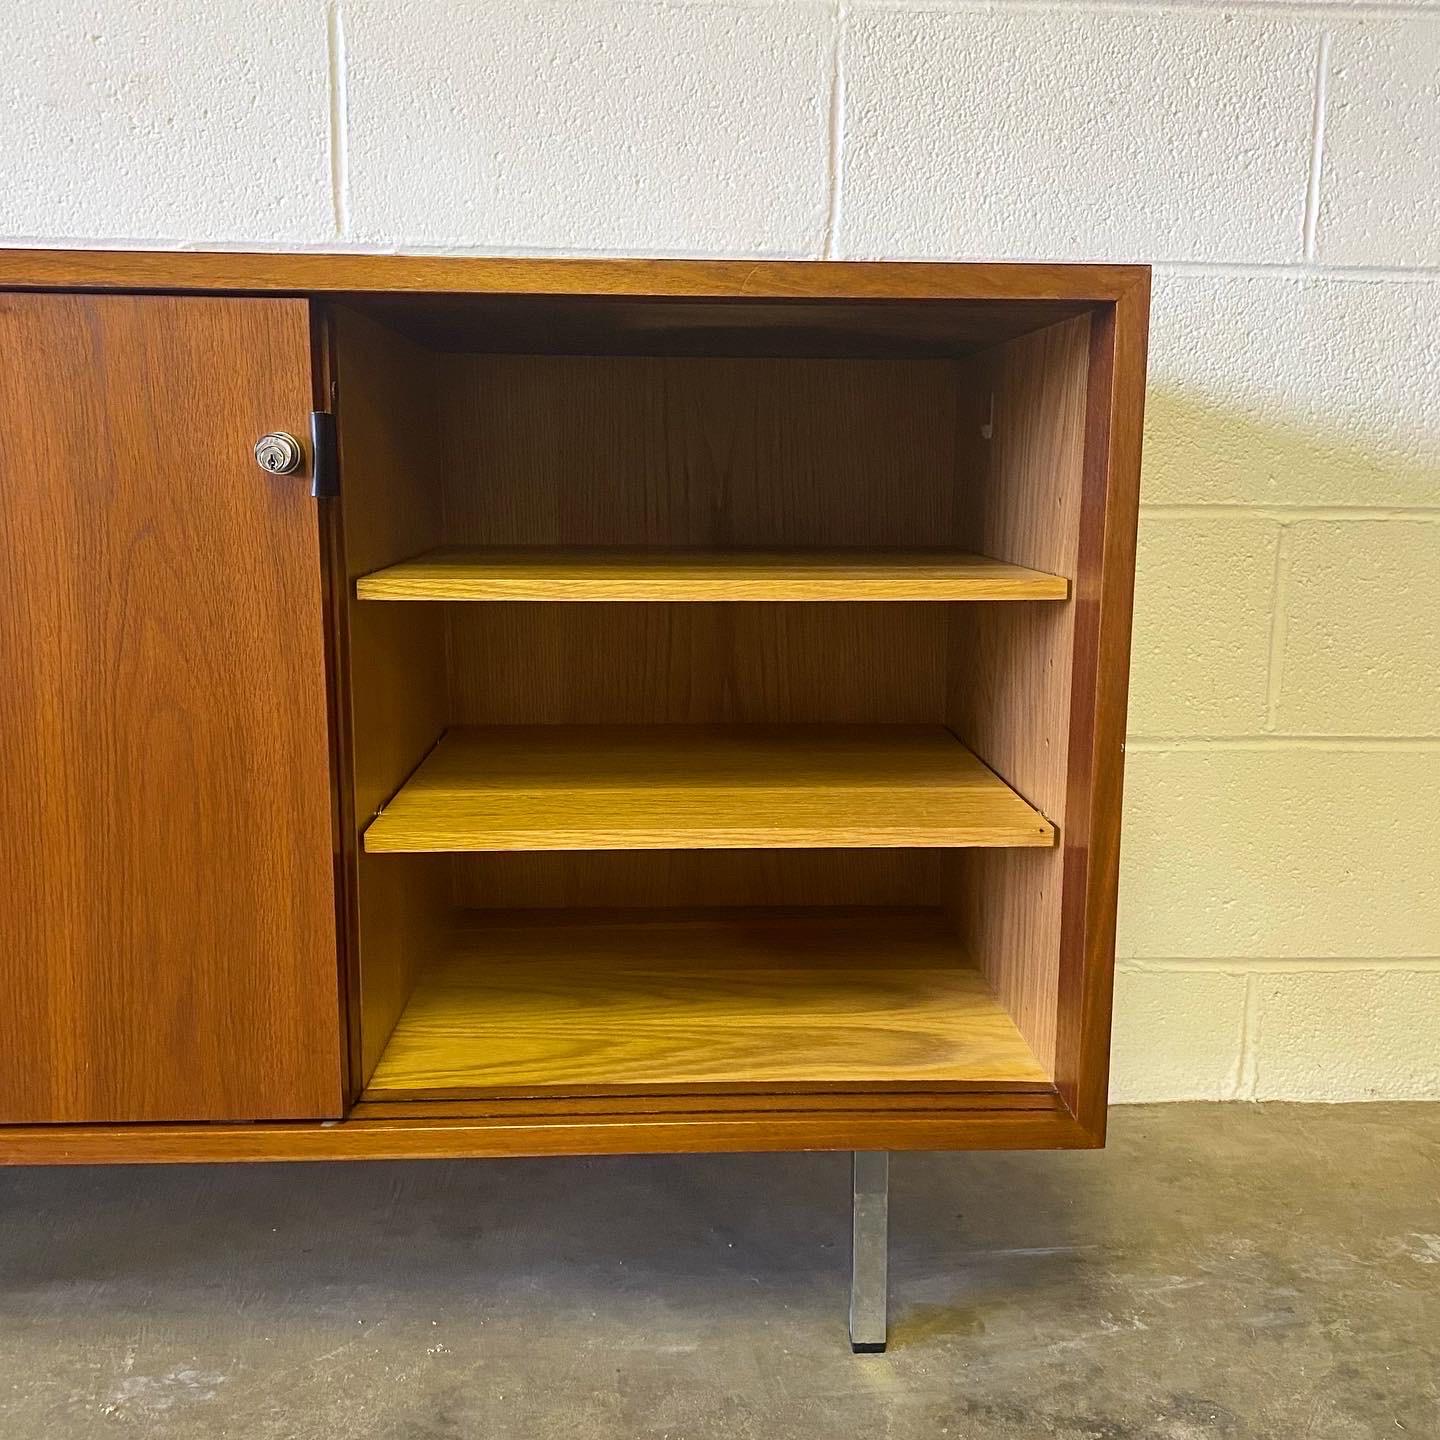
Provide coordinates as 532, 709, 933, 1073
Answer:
254, 432, 303, 475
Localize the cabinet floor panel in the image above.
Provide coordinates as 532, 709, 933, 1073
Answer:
356, 547, 1068, 602
362, 725, 1056, 853
362, 907, 1052, 1100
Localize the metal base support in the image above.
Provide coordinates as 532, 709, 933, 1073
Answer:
849, 1151, 889, 1352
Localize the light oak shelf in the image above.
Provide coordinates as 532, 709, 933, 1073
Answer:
362, 724, 1056, 853
356, 546, 1069, 603
362, 908, 1052, 1100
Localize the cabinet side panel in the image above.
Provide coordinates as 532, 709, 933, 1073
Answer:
330, 308, 451, 1084
947, 317, 1092, 1075
1054, 285, 1149, 1134
0, 293, 341, 1122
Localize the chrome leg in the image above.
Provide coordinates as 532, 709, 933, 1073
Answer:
849, 1151, 889, 1352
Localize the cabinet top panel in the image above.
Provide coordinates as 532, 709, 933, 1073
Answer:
0, 251, 1149, 357
0, 248, 1148, 303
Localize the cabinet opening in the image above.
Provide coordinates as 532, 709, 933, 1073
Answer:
330, 293, 1091, 1106
360, 898, 1050, 1102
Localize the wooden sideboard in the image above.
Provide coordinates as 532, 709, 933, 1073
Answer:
0, 252, 1149, 1166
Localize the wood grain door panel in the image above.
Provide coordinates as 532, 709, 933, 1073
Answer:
0, 293, 342, 1122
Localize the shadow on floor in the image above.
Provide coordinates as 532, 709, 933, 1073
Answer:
1, 1104, 1436, 1439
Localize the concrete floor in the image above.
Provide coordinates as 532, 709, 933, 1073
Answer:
1, 1105, 1436, 1439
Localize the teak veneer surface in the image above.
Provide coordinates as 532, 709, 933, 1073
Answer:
0, 293, 342, 1123
946, 316, 1091, 1076
357, 547, 1068, 602
0, 248, 1149, 302
0, 1105, 1090, 1166
449, 849, 946, 911
329, 308, 453, 1086
436, 356, 963, 550
0, 251, 1149, 1157
362, 909, 1051, 1099
443, 604, 950, 727
1055, 273, 1150, 1136
362, 725, 1056, 853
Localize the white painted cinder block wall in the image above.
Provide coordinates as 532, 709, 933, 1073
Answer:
4, 0, 1437, 1102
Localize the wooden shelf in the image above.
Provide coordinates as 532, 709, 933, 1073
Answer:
356, 547, 1068, 603
362, 724, 1056, 853
362, 908, 1052, 1099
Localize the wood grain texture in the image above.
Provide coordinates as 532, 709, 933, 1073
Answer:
445, 604, 948, 726
357, 547, 1067, 602
330, 308, 453, 1084
947, 316, 1092, 1075
433, 356, 963, 727
362, 725, 1056, 853
0, 248, 1148, 303
310, 309, 363, 1099
437, 356, 963, 549
1053, 276, 1151, 1139
451, 849, 943, 911
0, 261, 1150, 1157
346, 295, 1097, 359
0, 293, 341, 1123
362, 908, 1049, 1099
0, 1103, 1091, 1165
351, 1090, 1055, 1118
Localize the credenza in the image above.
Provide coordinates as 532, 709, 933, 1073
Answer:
0, 251, 1149, 1348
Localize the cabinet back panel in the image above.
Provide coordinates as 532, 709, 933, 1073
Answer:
446, 603, 947, 726
437, 355, 964, 547
451, 850, 944, 911
435, 353, 970, 729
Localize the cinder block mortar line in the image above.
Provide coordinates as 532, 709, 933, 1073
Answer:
1302, 29, 1333, 262
1235, 974, 1261, 1099
423, 0, 822, 9
1159, 261, 1440, 282
172, 239, 825, 260
1125, 736, 1440, 751
326, 3, 350, 239
1141, 505, 1440, 522
822, 0, 847, 259
0, 236, 196, 252
1263, 522, 1297, 732
854, 0, 1440, 18
1119, 957, 1440, 973
835, 249, 1440, 279
1219, 973, 1256, 1098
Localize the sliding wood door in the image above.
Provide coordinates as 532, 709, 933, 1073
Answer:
0, 294, 342, 1122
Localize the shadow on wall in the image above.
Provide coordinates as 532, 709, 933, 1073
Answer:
1113, 383, 1440, 1101
1128, 385, 1440, 741
1141, 388, 1440, 508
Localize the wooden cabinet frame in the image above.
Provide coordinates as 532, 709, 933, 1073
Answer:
0, 251, 1148, 1165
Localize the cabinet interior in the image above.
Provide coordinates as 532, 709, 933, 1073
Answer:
331, 295, 1092, 1107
